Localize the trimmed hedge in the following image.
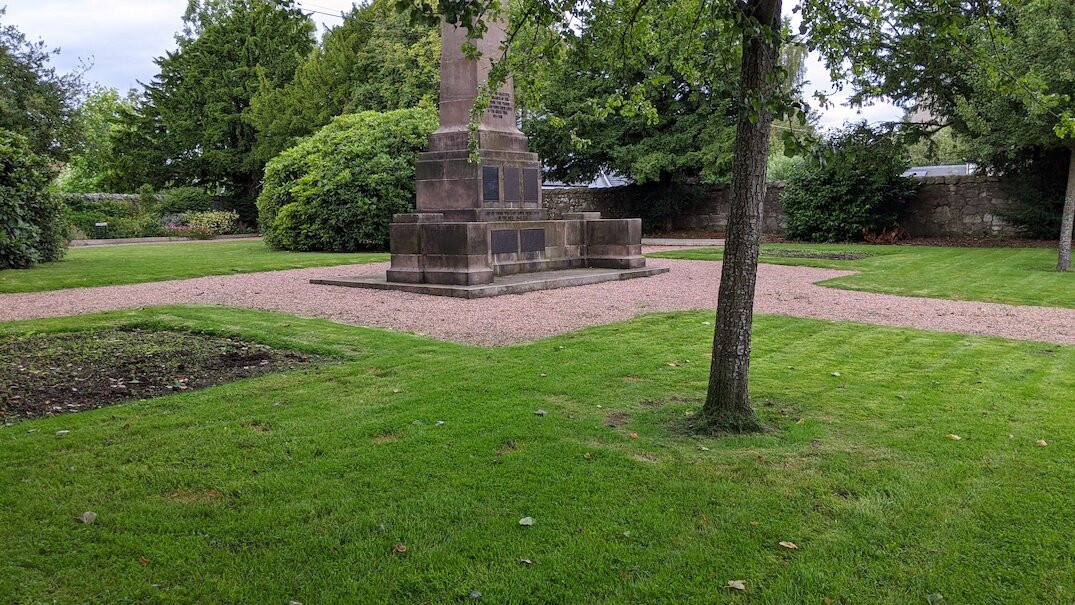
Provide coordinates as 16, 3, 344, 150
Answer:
1, 130, 67, 268
62, 194, 163, 239
258, 107, 437, 251
157, 187, 213, 215
782, 123, 918, 242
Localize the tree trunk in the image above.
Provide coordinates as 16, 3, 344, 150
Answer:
1058, 145, 1075, 272
700, 0, 782, 433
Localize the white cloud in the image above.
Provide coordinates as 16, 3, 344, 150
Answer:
4, 0, 184, 91
2, 0, 352, 92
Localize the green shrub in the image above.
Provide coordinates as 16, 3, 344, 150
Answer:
157, 187, 213, 215
0, 130, 67, 268
183, 210, 239, 236
258, 106, 437, 251
781, 123, 918, 242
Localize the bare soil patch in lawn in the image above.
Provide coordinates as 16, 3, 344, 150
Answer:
0, 328, 319, 420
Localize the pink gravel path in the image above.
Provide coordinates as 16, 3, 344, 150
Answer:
2, 251, 1073, 346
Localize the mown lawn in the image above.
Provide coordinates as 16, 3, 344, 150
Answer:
0, 240, 387, 293
648, 244, 1075, 308
1, 306, 1072, 603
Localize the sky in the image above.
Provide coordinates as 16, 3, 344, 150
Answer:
4, 0, 903, 130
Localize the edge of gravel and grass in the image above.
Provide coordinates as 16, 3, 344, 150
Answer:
648, 243, 1075, 308
0, 240, 388, 294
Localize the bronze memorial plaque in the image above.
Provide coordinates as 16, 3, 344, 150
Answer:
491, 229, 518, 255
520, 228, 546, 253
503, 167, 521, 204
523, 168, 540, 206
483, 166, 500, 203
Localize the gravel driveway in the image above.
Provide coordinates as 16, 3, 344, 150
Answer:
2, 252, 1073, 346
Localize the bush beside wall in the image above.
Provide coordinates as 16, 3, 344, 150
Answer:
781, 125, 918, 242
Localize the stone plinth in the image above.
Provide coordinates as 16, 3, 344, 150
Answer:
382, 211, 646, 288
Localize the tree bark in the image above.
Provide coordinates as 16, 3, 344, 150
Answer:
1058, 145, 1075, 272
700, 0, 782, 433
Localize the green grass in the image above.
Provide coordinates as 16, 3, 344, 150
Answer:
2, 306, 1073, 603
648, 243, 1075, 308
0, 240, 387, 293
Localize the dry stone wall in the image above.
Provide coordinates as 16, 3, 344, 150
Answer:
543, 175, 1021, 237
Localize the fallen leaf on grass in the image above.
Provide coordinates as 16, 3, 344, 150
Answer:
1036, 439, 1048, 447
78, 511, 96, 524
519, 559, 532, 566
778, 541, 798, 550
519, 517, 536, 526
946, 434, 961, 441
926, 593, 944, 605
390, 543, 407, 554
727, 580, 746, 591
831, 371, 841, 377
138, 556, 150, 566
749, 520, 760, 526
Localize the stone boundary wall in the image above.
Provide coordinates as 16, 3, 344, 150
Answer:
60, 193, 161, 204
543, 175, 1021, 237
902, 175, 1018, 237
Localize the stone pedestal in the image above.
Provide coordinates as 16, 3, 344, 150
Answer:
385, 211, 646, 287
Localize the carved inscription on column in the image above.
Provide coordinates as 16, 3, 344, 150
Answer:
488, 92, 513, 118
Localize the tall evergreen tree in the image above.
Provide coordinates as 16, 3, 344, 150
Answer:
111, 0, 314, 220
250, 0, 438, 164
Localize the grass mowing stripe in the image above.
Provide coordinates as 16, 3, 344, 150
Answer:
649, 244, 1073, 308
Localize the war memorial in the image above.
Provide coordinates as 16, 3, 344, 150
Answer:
312, 19, 667, 298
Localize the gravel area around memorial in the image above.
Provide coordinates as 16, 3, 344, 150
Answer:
2, 249, 1073, 346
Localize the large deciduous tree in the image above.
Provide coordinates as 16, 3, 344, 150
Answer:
403, 0, 1049, 432
56, 87, 136, 193
954, 0, 1075, 270
517, 0, 741, 189
0, 8, 85, 161
822, 0, 1075, 270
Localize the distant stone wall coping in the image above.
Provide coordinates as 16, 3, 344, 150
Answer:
60, 193, 163, 203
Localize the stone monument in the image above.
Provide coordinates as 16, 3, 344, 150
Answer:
312, 18, 667, 298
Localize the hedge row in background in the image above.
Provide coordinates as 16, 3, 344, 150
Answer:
258, 106, 438, 251
62, 193, 161, 239
61, 188, 223, 240
1, 130, 67, 269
